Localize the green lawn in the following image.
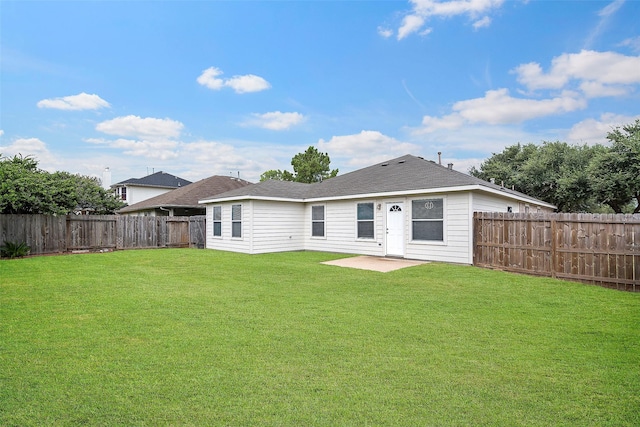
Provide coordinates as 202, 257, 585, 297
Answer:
1, 249, 638, 426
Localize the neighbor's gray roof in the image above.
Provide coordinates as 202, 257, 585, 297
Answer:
113, 171, 192, 189
119, 175, 251, 213
200, 154, 555, 207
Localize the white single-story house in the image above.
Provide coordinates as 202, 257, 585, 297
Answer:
199, 154, 555, 264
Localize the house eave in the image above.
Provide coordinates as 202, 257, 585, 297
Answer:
199, 184, 555, 209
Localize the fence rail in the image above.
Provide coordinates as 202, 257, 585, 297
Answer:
0, 215, 206, 255
473, 212, 640, 291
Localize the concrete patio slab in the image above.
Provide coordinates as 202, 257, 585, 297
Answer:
321, 256, 428, 273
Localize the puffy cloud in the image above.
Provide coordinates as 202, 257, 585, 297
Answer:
398, 14, 425, 40
96, 115, 184, 140
566, 113, 640, 145
513, 50, 640, 96
37, 92, 110, 110
92, 115, 184, 160
196, 67, 225, 90
0, 137, 58, 169
378, 26, 393, 38
396, 0, 505, 40
418, 89, 587, 132
197, 67, 270, 93
224, 74, 271, 94
244, 111, 306, 130
318, 130, 419, 168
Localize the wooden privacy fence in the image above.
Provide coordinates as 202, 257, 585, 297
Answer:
0, 215, 206, 255
474, 212, 640, 291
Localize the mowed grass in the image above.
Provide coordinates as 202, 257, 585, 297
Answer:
1, 249, 638, 426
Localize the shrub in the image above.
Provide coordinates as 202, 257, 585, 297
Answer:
0, 241, 31, 259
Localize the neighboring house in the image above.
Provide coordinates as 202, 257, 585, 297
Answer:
199, 154, 556, 265
112, 171, 192, 206
118, 175, 251, 216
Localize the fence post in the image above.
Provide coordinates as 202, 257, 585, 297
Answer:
550, 215, 557, 279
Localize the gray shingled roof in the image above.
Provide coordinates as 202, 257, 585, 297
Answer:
119, 175, 251, 213
113, 171, 192, 189
200, 154, 554, 207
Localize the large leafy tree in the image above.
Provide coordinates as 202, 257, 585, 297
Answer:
470, 142, 603, 212
588, 120, 640, 213
260, 146, 338, 183
0, 154, 125, 215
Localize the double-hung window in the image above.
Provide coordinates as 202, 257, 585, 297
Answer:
412, 199, 444, 241
212, 206, 222, 237
311, 205, 325, 237
231, 204, 242, 238
357, 202, 374, 239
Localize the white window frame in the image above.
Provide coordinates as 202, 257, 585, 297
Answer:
231, 204, 242, 239
212, 205, 222, 238
356, 202, 375, 240
411, 197, 446, 244
311, 205, 325, 238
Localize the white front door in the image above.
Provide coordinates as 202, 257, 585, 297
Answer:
386, 202, 404, 257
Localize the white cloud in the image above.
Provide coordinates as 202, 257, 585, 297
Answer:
196, 67, 225, 90
472, 16, 492, 30
37, 92, 110, 110
396, 0, 506, 40
244, 111, 306, 130
398, 14, 426, 40
224, 74, 271, 94
584, 0, 625, 49
318, 130, 419, 168
92, 116, 184, 160
378, 26, 393, 38
619, 36, 640, 53
96, 115, 184, 140
0, 130, 4, 137
418, 88, 587, 132
197, 67, 271, 93
513, 50, 640, 96
0, 137, 59, 169
566, 113, 640, 145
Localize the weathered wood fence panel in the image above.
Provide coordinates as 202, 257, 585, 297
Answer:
0, 215, 206, 254
474, 212, 640, 291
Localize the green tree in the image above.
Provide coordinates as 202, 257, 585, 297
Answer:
0, 154, 125, 215
588, 120, 640, 213
470, 142, 603, 212
260, 146, 338, 183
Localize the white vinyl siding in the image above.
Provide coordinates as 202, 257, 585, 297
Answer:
406, 193, 469, 264
304, 200, 384, 257
250, 201, 305, 254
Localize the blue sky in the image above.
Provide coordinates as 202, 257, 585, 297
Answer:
1, 0, 639, 185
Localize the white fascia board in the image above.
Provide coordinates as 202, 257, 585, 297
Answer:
305, 185, 556, 208
198, 195, 304, 205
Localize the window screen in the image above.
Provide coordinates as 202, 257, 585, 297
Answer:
357, 202, 374, 239
312, 205, 325, 237
411, 199, 443, 241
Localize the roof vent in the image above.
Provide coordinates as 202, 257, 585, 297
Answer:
447, 163, 453, 170
398, 160, 405, 164
381, 162, 389, 166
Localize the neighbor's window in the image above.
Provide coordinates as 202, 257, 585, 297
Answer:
231, 204, 242, 238
121, 187, 127, 201
312, 205, 325, 237
412, 199, 443, 241
212, 206, 222, 237
357, 202, 374, 239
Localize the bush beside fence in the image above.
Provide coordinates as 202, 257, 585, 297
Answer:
0, 215, 206, 255
474, 212, 640, 291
